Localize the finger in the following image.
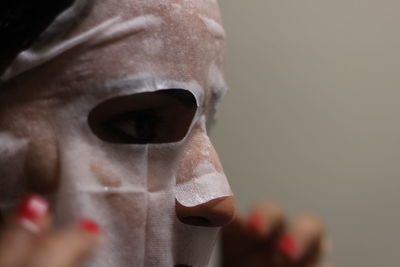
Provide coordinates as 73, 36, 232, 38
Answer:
0, 194, 50, 267
222, 202, 285, 257
222, 201, 285, 247
222, 202, 286, 267
247, 202, 285, 241
29, 219, 101, 267
278, 214, 324, 265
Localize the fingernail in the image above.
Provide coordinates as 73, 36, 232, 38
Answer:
278, 234, 300, 262
17, 194, 49, 223
247, 212, 267, 236
78, 219, 100, 234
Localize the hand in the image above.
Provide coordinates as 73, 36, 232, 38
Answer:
221, 202, 330, 267
0, 194, 101, 267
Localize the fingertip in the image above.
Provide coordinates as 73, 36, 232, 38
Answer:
17, 194, 49, 222
278, 234, 300, 262
252, 201, 284, 216
76, 218, 102, 247
248, 201, 285, 239
12, 193, 50, 234
77, 219, 100, 235
292, 214, 325, 242
282, 214, 326, 264
247, 212, 268, 237
0, 194, 50, 267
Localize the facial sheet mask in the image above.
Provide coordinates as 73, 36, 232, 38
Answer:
0, 133, 28, 210
0, 0, 231, 266
48, 77, 230, 267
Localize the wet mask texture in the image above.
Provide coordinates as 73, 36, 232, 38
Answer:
0, 0, 231, 266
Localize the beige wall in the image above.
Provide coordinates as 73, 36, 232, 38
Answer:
213, 1, 400, 266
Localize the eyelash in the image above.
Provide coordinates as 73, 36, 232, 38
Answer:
105, 110, 160, 144
88, 89, 198, 144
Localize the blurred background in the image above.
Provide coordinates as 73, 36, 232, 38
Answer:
212, 0, 400, 266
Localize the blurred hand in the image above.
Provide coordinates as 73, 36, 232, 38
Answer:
222, 202, 330, 267
0, 194, 100, 267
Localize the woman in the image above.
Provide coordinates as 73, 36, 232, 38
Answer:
0, 0, 326, 266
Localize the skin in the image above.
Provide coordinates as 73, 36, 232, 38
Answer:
0, 200, 101, 267
0, 1, 327, 266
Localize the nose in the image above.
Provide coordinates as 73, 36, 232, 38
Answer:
176, 196, 235, 227
175, 123, 236, 227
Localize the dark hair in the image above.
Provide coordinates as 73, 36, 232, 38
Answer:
0, 0, 74, 72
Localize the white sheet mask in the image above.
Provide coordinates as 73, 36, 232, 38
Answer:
175, 117, 232, 208
175, 161, 232, 208
45, 77, 228, 267
0, 0, 231, 266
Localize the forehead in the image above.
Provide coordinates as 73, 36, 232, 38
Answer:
74, 0, 225, 84
1, 0, 226, 105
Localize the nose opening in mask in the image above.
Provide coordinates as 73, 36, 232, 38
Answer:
87, 89, 197, 144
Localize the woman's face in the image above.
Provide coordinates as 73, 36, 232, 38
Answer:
0, 0, 234, 266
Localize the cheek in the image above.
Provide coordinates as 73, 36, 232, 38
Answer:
0, 112, 60, 194
25, 133, 59, 194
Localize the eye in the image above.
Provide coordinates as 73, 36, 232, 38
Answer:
88, 89, 197, 144
105, 109, 160, 144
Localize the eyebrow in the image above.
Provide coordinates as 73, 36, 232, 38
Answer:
199, 15, 226, 40
83, 75, 205, 106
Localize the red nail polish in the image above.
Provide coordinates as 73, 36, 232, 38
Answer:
78, 219, 100, 234
248, 213, 266, 235
278, 234, 299, 261
17, 194, 48, 222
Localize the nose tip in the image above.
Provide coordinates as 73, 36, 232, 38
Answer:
175, 196, 236, 227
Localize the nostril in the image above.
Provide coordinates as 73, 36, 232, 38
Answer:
179, 216, 212, 227
175, 196, 236, 227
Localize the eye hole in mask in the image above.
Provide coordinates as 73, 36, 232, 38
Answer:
88, 89, 198, 144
